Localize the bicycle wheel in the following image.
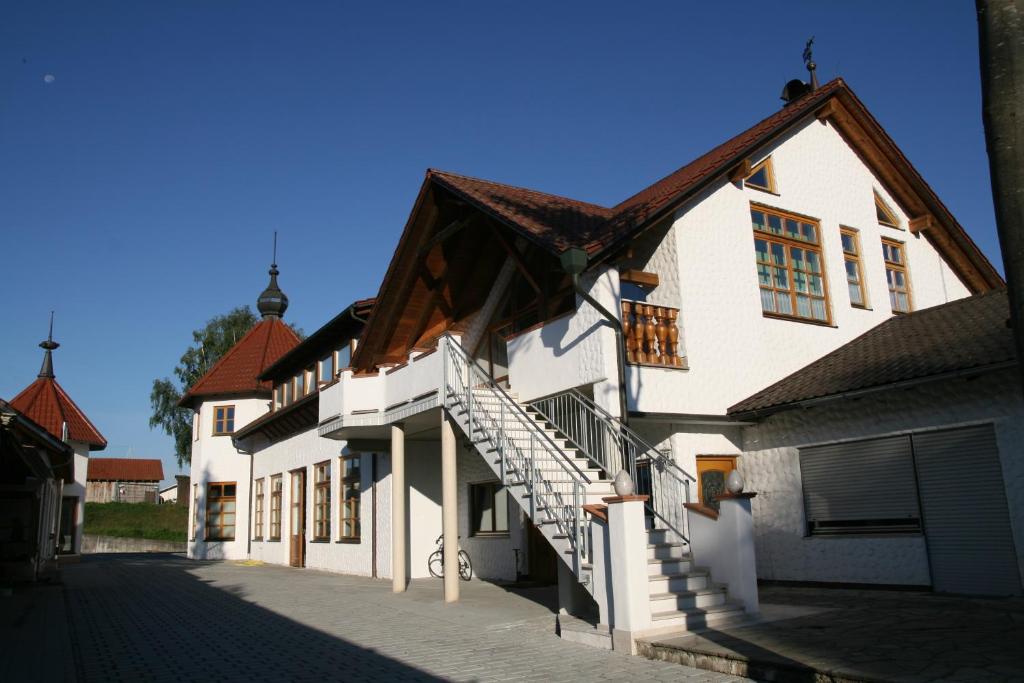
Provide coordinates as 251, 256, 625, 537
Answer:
457, 550, 473, 581
428, 550, 444, 578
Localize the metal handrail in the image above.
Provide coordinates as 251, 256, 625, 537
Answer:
440, 335, 590, 572
527, 388, 694, 543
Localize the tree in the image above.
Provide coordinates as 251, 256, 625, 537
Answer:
977, 0, 1024, 388
150, 306, 259, 467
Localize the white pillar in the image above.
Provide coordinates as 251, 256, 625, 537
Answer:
441, 412, 459, 603
606, 495, 652, 653
391, 423, 406, 593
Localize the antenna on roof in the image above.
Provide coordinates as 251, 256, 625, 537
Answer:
803, 37, 819, 90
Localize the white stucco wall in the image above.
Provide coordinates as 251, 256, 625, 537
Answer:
629, 116, 973, 416
63, 441, 90, 554
187, 396, 267, 561
739, 371, 1024, 588
507, 265, 623, 417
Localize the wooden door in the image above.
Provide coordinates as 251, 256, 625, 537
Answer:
696, 455, 737, 510
289, 469, 306, 567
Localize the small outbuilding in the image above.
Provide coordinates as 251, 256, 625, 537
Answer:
86, 458, 164, 504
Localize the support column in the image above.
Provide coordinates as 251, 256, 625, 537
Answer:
606, 495, 652, 653
391, 423, 406, 593
441, 412, 459, 603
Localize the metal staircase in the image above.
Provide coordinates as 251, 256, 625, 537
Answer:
441, 335, 748, 631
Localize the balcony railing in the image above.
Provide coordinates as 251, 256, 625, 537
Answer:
621, 300, 685, 367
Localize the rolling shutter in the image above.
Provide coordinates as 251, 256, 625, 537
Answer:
913, 425, 1021, 596
800, 436, 920, 534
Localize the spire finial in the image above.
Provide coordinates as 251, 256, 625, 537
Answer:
803, 37, 819, 90
257, 232, 289, 319
38, 311, 59, 378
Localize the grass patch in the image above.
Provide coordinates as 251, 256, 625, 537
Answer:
84, 502, 189, 542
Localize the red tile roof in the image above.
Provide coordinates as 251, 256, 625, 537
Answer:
729, 290, 1014, 417
179, 317, 301, 407
87, 458, 164, 482
10, 377, 107, 449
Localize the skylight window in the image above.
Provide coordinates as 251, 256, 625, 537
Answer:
745, 158, 776, 193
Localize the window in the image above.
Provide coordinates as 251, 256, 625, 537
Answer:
339, 455, 361, 541
882, 239, 912, 313
337, 343, 352, 371
745, 157, 776, 193
274, 384, 285, 410
205, 482, 236, 541
253, 478, 264, 540
294, 372, 305, 399
319, 354, 335, 384
800, 436, 921, 535
751, 206, 829, 323
213, 405, 235, 435
193, 412, 200, 441
269, 475, 283, 540
191, 484, 199, 540
875, 191, 900, 228
840, 228, 867, 308
314, 461, 331, 541
305, 367, 315, 394
469, 482, 509, 536
283, 382, 293, 406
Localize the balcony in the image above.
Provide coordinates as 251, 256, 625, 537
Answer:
621, 300, 686, 368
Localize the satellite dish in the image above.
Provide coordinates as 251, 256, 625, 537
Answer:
780, 79, 811, 105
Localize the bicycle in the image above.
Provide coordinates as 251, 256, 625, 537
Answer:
427, 533, 473, 581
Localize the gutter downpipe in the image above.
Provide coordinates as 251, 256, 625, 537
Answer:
561, 248, 629, 427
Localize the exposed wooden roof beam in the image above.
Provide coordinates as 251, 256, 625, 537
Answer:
488, 221, 541, 295
909, 214, 936, 234
728, 159, 752, 183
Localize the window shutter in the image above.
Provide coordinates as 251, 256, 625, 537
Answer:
800, 436, 919, 533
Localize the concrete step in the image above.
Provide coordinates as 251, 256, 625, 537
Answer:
647, 542, 689, 561
647, 528, 680, 545
648, 602, 748, 630
557, 615, 611, 650
648, 557, 693, 576
648, 586, 727, 611
649, 570, 710, 594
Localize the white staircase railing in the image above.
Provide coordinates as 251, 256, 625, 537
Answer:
527, 389, 695, 543
441, 335, 592, 576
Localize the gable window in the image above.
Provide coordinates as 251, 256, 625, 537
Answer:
313, 461, 331, 541
253, 478, 264, 540
751, 206, 829, 323
213, 405, 235, 435
269, 475, 283, 540
319, 354, 335, 384
840, 228, 867, 308
875, 191, 900, 228
205, 482, 236, 541
470, 482, 509, 536
745, 157, 776, 193
339, 455, 361, 541
882, 239, 912, 313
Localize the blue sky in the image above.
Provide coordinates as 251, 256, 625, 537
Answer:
0, 2, 1000, 485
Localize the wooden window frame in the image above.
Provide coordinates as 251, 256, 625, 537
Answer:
751, 204, 832, 325
874, 191, 901, 229
191, 484, 199, 540
269, 475, 283, 541
469, 481, 509, 537
339, 455, 361, 542
882, 238, 913, 314
253, 478, 264, 541
313, 461, 331, 541
840, 227, 868, 309
204, 482, 237, 541
745, 157, 777, 194
212, 405, 235, 436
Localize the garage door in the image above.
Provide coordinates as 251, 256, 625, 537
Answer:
913, 425, 1021, 596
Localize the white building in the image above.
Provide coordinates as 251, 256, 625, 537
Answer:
185, 77, 1013, 652
9, 326, 107, 558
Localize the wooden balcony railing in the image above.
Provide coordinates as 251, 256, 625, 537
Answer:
621, 300, 685, 368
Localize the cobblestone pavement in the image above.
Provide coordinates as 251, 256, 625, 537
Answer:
644, 585, 1024, 683
58, 554, 750, 682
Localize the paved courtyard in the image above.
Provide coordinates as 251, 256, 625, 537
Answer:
9, 553, 749, 682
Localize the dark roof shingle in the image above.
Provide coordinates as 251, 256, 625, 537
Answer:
728, 290, 1014, 416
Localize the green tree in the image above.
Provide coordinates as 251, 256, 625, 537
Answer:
149, 306, 259, 467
